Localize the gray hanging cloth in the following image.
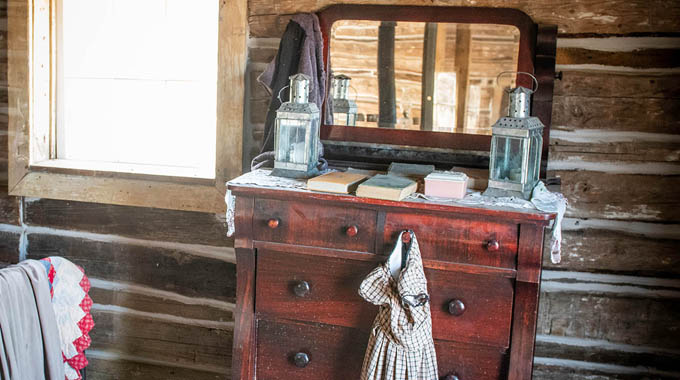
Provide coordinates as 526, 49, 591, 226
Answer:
359, 230, 438, 380
257, 13, 331, 154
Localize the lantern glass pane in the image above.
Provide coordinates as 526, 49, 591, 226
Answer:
275, 118, 308, 165
491, 136, 523, 182
527, 133, 539, 185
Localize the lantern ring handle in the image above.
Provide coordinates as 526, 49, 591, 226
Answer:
276, 85, 290, 104
349, 85, 359, 102
496, 71, 539, 94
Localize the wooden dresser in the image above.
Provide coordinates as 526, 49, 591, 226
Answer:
228, 172, 554, 380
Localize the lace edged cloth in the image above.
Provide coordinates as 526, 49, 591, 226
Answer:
226, 169, 566, 263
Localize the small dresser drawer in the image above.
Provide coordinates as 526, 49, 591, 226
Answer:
257, 319, 508, 380
383, 212, 519, 269
256, 319, 368, 380
256, 250, 514, 348
253, 198, 377, 252
436, 339, 509, 380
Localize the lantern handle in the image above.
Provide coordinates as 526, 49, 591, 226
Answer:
276, 85, 290, 104
349, 85, 359, 102
496, 71, 538, 94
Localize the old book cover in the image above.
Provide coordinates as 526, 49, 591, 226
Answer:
356, 174, 417, 201
307, 171, 369, 194
388, 163, 435, 193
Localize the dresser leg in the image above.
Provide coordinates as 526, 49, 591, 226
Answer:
508, 281, 540, 380
232, 248, 257, 380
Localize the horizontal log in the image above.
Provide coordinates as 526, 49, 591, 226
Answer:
90, 309, 232, 371
247, 0, 680, 35
0, 229, 20, 266
0, 190, 20, 225
533, 359, 680, 380
551, 95, 680, 134
248, 46, 277, 64
26, 233, 237, 302
557, 47, 680, 68
553, 170, 680, 222
85, 356, 224, 380
549, 130, 680, 163
544, 228, 680, 278
536, 289, 680, 350
23, 198, 232, 247
551, 143, 679, 163
89, 281, 233, 323
534, 335, 680, 373
249, 14, 291, 38
555, 71, 680, 99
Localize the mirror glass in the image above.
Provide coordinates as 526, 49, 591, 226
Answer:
329, 21, 520, 135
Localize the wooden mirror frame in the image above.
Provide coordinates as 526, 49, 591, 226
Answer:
317, 4, 557, 176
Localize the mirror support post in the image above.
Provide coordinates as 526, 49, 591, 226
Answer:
421, 23, 437, 131
454, 24, 471, 132
378, 21, 397, 128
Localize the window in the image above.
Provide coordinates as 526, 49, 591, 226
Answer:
53, 0, 218, 178
8, 0, 247, 212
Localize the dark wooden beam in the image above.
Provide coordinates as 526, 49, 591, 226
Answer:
378, 21, 396, 128
420, 22, 437, 131
455, 24, 472, 132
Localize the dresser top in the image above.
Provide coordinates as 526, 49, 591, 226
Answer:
228, 169, 555, 224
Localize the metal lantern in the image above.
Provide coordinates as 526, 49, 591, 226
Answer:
484, 75, 544, 200
331, 74, 358, 126
272, 73, 320, 179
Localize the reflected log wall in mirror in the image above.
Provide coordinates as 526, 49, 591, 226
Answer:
318, 5, 557, 176
330, 21, 520, 135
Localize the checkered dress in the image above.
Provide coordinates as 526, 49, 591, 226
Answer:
358, 231, 438, 380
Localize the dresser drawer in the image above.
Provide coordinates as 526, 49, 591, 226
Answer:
256, 319, 368, 380
256, 250, 514, 348
253, 198, 377, 252
383, 212, 519, 269
257, 319, 508, 380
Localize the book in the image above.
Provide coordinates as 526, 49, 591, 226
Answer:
356, 174, 417, 201
387, 162, 435, 179
307, 171, 369, 194
388, 163, 435, 193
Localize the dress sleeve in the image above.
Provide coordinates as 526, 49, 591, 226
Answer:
358, 265, 391, 306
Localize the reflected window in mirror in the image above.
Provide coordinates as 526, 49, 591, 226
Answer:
329, 21, 520, 135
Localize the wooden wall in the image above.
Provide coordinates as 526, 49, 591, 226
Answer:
1, 0, 678, 379
245, 1, 680, 379
0, 2, 236, 379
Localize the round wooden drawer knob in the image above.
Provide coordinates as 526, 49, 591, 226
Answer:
267, 218, 280, 229
346, 225, 359, 237
293, 352, 310, 368
443, 374, 460, 380
293, 281, 311, 297
447, 299, 466, 316
486, 239, 500, 252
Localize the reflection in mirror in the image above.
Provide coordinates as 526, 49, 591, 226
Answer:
329, 21, 520, 135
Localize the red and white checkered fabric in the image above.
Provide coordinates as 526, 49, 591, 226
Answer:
41, 257, 94, 380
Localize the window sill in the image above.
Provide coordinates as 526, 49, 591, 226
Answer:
10, 170, 226, 214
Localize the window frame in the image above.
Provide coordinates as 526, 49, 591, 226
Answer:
7, 0, 247, 213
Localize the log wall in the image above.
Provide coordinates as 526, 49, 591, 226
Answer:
1, 0, 678, 379
244, 1, 680, 379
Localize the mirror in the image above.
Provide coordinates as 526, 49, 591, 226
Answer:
317, 5, 557, 174
329, 21, 520, 135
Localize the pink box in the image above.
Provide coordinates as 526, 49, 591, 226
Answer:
424, 172, 468, 199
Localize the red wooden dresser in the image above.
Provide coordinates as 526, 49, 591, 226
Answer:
228, 171, 554, 380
